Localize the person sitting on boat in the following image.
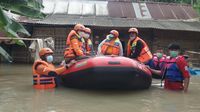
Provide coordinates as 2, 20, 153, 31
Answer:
32, 48, 75, 89
97, 30, 123, 56
64, 24, 86, 63
83, 27, 94, 56
127, 28, 152, 63
148, 43, 190, 92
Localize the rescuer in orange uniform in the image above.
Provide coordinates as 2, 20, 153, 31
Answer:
127, 28, 152, 63
83, 27, 94, 56
97, 30, 123, 56
32, 48, 75, 89
64, 24, 86, 62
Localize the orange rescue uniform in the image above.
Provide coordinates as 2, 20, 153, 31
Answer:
32, 60, 66, 89
127, 37, 152, 63
85, 39, 93, 55
64, 30, 85, 58
101, 38, 121, 56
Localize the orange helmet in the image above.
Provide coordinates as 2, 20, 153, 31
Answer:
74, 24, 85, 32
39, 48, 53, 57
110, 30, 119, 37
128, 28, 138, 35
84, 27, 91, 34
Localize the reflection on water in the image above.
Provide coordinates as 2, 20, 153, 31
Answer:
0, 64, 200, 112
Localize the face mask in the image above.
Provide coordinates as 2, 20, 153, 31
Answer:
129, 33, 136, 40
130, 36, 136, 40
169, 51, 179, 58
46, 55, 53, 63
78, 31, 85, 37
156, 53, 163, 58
108, 34, 114, 39
84, 33, 90, 39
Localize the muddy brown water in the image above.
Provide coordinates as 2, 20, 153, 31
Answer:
0, 64, 200, 112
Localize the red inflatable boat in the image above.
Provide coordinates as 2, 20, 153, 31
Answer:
61, 56, 152, 89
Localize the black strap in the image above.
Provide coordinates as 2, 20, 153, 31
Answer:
161, 67, 167, 87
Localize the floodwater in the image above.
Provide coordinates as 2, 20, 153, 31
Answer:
0, 64, 200, 112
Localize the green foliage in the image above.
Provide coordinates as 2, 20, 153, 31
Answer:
0, 0, 46, 46
193, 0, 200, 15
0, 0, 45, 19
0, 7, 30, 46
0, 46, 13, 63
0, 0, 46, 62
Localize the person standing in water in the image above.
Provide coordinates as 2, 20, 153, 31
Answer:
148, 43, 190, 92
32, 48, 75, 89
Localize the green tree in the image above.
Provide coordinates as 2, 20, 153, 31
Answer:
0, 0, 46, 62
193, 0, 200, 14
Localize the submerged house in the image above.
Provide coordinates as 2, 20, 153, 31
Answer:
1, 0, 200, 66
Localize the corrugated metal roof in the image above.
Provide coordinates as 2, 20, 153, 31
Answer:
94, 18, 113, 26
21, 15, 200, 32
16, 0, 200, 32
39, 0, 198, 19
147, 3, 165, 19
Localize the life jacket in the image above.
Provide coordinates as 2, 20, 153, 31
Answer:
149, 54, 166, 70
159, 54, 167, 69
165, 56, 184, 82
101, 38, 120, 56
85, 39, 93, 55
127, 37, 152, 63
64, 30, 85, 58
32, 60, 56, 89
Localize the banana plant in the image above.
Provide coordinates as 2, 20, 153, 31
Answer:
193, 0, 200, 15
0, 0, 46, 62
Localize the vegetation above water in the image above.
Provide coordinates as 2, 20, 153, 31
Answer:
0, 0, 45, 61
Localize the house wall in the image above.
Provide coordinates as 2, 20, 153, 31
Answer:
30, 26, 154, 63
4, 26, 200, 65
152, 29, 200, 54
31, 27, 68, 63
